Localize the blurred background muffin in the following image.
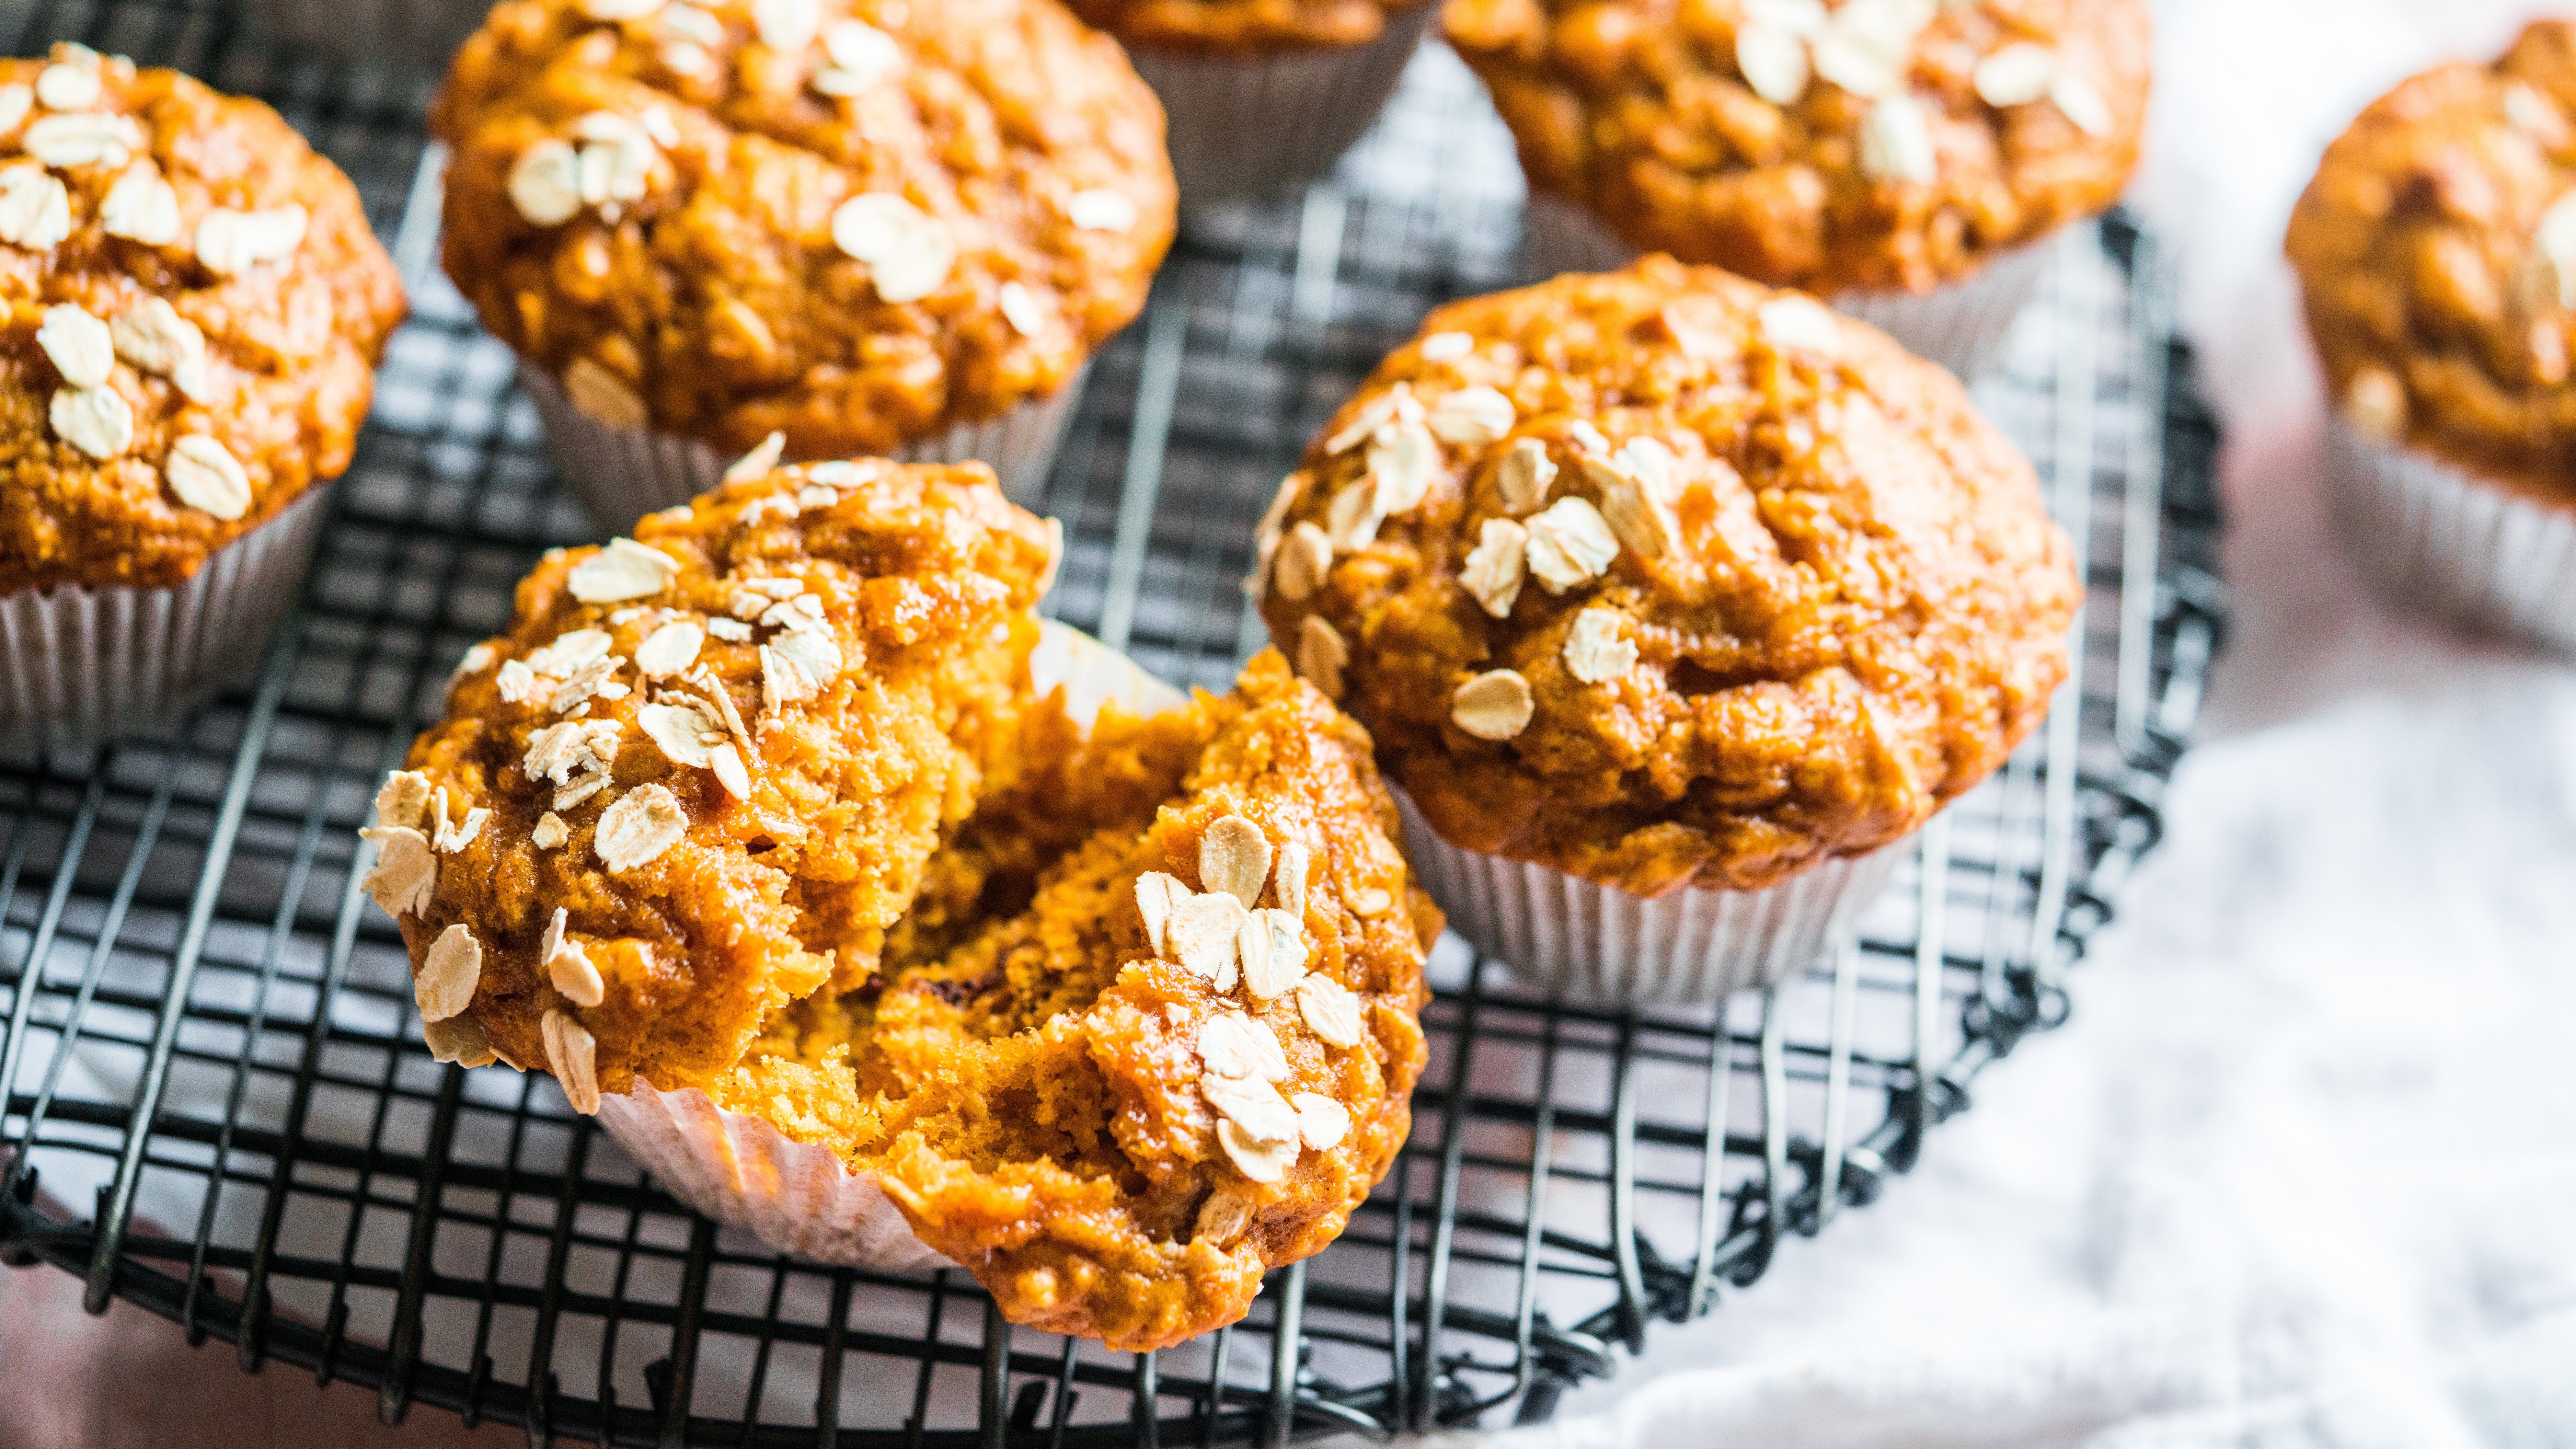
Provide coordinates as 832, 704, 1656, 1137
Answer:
1444, 0, 2149, 377
0, 44, 406, 751
1064, 0, 1437, 209
1251, 257, 2079, 1000
433, 0, 1176, 526
2289, 19, 2576, 655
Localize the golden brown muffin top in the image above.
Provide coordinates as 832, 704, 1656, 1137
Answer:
2288, 20, 2576, 493
1445, 0, 2149, 295
1253, 257, 2079, 895
1063, 0, 1427, 51
0, 46, 406, 593
724, 649, 1436, 1349
371, 459, 1057, 1101
432, 0, 1175, 457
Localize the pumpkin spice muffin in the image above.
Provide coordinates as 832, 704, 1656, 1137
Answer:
0, 44, 407, 747
1061, 0, 1438, 207
433, 0, 1176, 525
1253, 256, 2079, 999
1444, 0, 2151, 375
2289, 19, 2576, 653
364, 461, 1435, 1349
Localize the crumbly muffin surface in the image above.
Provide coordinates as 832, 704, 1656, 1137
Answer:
380, 461, 1055, 1096
1443, 0, 2149, 294
433, 0, 1174, 457
1064, 0, 1427, 50
1254, 257, 2079, 895
0, 46, 406, 592
2288, 20, 2576, 494
725, 650, 1435, 1349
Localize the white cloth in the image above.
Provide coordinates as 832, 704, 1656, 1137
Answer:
1463, 2, 2576, 1444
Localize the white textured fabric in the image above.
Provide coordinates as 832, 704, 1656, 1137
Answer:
1459, 2, 2576, 1444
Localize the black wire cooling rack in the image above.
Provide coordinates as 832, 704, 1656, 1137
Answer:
0, 5, 2226, 1445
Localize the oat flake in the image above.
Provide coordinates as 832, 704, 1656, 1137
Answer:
595, 782, 686, 873
165, 434, 252, 520
570, 538, 680, 603
1291, 1093, 1351, 1151
542, 1009, 602, 1114
1296, 975, 1365, 1049
1199, 814, 1273, 909
0, 164, 73, 251
418, 924, 482, 1022
1451, 669, 1535, 741
50, 385, 133, 461
1459, 517, 1528, 618
36, 304, 113, 389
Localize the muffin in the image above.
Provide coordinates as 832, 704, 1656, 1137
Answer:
0, 44, 408, 751
1443, 0, 2151, 377
1061, 0, 1437, 208
362, 460, 1436, 1350
2289, 20, 2576, 654
432, 0, 1176, 527
1252, 257, 2079, 1000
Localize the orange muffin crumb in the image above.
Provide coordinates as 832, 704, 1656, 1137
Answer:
0, 44, 405, 592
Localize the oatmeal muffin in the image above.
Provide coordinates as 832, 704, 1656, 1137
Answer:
2289, 21, 2576, 652
433, 0, 1176, 522
367, 461, 1435, 1349
1060, 0, 1438, 207
1445, 0, 2151, 374
1253, 257, 2078, 997
0, 44, 407, 743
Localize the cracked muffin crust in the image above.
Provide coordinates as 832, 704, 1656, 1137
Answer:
377, 459, 1056, 1095
366, 462, 1434, 1348
1252, 257, 2080, 896
1064, 0, 1429, 51
0, 44, 406, 593
1443, 0, 2149, 295
2288, 19, 2576, 499
432, 0, 1175, 458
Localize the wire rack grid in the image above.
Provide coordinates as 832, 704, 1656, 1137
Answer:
0, 4, 2226, 1446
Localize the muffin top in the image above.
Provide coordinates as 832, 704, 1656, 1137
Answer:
372, 459, 1058, 1099
433, 0, 1175, 457
724, 647, 1436, 1349
1253, 257, 2080, 896
2288, 20, 2576, 492
1444, 0, 2150, 295
0, 46, 406, 593
1063, 0, 1427, 51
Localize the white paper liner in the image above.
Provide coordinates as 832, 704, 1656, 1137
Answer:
245, 0, 487, 67
586, 622, 1187, 1268
1126, 1, 1436, 209
1521, 191, 2052, 380
2324, 418, 2576, 654
1394, 787, 1906, 1003
0, 485, 329, 755
521, 363, 1088, 532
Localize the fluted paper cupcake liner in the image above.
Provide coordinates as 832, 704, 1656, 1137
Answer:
246, 0, 488, 68
1126, 1, 1435, 209
1521, 191, 2051, 380
588, 623, 1186, 1267
2325, 419, 2576, 654
0, 484, 329, 755
1394, 787, 1906, 1003
521, 363, 1087, 532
